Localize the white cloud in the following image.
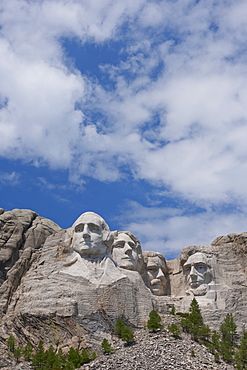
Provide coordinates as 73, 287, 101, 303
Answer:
1, 0, 247, 213
0, 171, 20, 186
116, 201, 247, 259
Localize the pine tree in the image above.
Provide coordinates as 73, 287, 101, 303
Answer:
120, 325, 134, 344
211, 330, 220, 353
220, 313, 237, 362
235, 327, 247, 370
23, 341, 33, 361
115, 318, 134, 345
81, 348, 91, 364
67, 347, 81, 369
13, 347, 22, 362
64, 359, 75, 370
32, 340, 45, 369
147, 310, 163, 332
198, 324, 211, 342
170, 306, 176, 315
188, 298, 204, 340
101, 338, 114, 354
168, 323, 181, 338
115, 318, 125, 336
44, 345, 57, 368
7, 334, 15, 352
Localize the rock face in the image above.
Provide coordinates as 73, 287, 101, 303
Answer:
167, 235, 247, 331
0, 209, 61, 318
0, 208, 247, 352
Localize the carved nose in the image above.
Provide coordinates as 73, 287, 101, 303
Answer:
157, 268, 164, 279
189, 265, 197, 277
83, 224, 90, 237
124, 243, 132, 254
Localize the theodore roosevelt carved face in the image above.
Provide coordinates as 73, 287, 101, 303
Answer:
143, 251, 168, 296
72, 212, 111, 260
112, 231, 142, 271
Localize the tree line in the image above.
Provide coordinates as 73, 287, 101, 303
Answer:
6, 299, 247, 369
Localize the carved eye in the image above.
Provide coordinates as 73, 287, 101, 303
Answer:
129, 242, 135, 249
196, 264, 206, 271
89, 223, 100, 232
75, 225, 84, 233
184, 266, 191, 273
114, 243, 124, 248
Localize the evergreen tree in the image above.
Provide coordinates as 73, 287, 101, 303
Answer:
198, 324, 211, 342
188, 298, 204, 341
101, 338, 115, 354
7, 334, 15, 352
13, 346, 22, 362
32, 340, 45, 369
64, 359, 75, 370
23, 341, 33, 361
115, 318, 125, 336
220, 313, 237, 362
115, 318, 134, 345
81, 348, 91, 363
220, 313, 237, 346
120, 325, 134, 344
44, 345, 57, 368
211, 330, 221, 353
170, 306, 176, 315
67, 347, 81, 369
235, 327, 247, 370
168, 323, 181, 339
147, 310, 163, 332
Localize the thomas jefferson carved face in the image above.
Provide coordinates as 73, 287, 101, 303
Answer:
144, 253, 168, 296
183, 252, 212, 291
72, 212, 110, 259
112, 232, 141, 271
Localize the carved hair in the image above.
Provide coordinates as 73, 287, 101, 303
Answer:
142, 251, 166, 264
72, 211, 110, 232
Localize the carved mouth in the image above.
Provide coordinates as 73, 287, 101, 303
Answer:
190, 281, 200, 287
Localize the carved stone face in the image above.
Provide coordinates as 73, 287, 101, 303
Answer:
112, 233, 140, 270
145, 256, 167, 296
72, 212, 109, 259
183, 252, 212, 290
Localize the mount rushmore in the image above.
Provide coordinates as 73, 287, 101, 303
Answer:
0, 208, 247, 349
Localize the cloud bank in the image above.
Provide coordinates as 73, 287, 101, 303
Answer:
1, 0, 247, 256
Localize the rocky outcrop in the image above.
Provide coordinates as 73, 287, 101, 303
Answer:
0, 209, 61, 317
0, 208, 247, 361
0, 314, 235, 370
167, 234, 247, 332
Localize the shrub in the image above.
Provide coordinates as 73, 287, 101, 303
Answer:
168, 323, 181, 339
7, 334, 15, 352
13, 347, 22, 362
101, 338, 114, 354
170, 306, 176, 315
23, 341, 33, 361
147, 310, 163, 332
115, 318, 134, 345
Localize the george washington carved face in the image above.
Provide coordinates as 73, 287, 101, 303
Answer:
72, 212, 111, 259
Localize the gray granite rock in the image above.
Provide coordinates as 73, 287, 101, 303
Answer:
0, 209, 61, 317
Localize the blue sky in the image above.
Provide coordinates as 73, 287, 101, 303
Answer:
1, 0, 247, 260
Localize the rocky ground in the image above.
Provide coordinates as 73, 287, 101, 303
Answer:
0, 315, 235, 370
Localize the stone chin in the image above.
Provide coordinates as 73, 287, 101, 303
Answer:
190, 284, 208, 296
118, 259, 136, 270
150, 282, 165, 296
